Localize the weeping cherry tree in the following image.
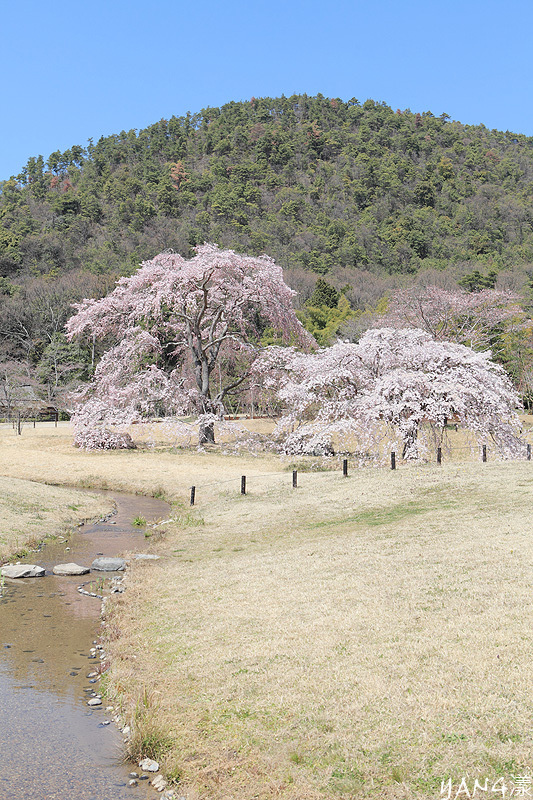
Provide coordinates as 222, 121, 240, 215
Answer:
66, 244, 313, 448
267, 328, 522, 460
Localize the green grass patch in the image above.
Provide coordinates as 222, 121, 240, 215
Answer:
311, 497, 457, 529
174, 512, 205, 527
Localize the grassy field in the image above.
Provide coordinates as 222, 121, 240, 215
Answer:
2, 422, 533, 798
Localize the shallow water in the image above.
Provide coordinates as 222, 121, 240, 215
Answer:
0, 491, 169, 799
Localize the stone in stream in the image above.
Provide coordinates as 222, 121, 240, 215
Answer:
152, 774, 167, 792
87, 697, 102, 706
139, 757, 159, 772
91, 557, 126, 572
1, 565, 45, 579
53, 563, 90, 576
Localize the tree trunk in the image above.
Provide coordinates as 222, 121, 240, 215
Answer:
198, 419, 215, 445
402, 425, 418, 460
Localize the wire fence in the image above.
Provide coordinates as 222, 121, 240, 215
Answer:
187, 442, 533, 506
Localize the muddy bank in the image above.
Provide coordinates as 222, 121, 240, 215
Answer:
0, 491, 172, 800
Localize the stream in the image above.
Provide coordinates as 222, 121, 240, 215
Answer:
0, 491, 170, 800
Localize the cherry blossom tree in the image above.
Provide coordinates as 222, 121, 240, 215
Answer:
272, 328, 522, 460
66, 244, 314, 448
376, 286, 526, 351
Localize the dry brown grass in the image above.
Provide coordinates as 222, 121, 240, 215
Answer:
3, 422, 533, 798
0, 474, 111, 563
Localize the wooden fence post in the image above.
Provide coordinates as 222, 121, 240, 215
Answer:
342, 458, 348, 477
437, 447, 442, 465
482, 445, 487, 463
528, 444, 531, 461
391, 452, 396, 470
190, 486, 196, 506
292, 470, 298, 488
241, 476, 246, 495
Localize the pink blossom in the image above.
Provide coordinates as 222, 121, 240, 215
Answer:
275, 328, 522, 460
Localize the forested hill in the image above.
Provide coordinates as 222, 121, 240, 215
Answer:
2, 93, 533, 288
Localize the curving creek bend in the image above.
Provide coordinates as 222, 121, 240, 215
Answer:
0, 491, 170, 800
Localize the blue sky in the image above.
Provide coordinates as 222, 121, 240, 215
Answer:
2, 0, 532, 179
